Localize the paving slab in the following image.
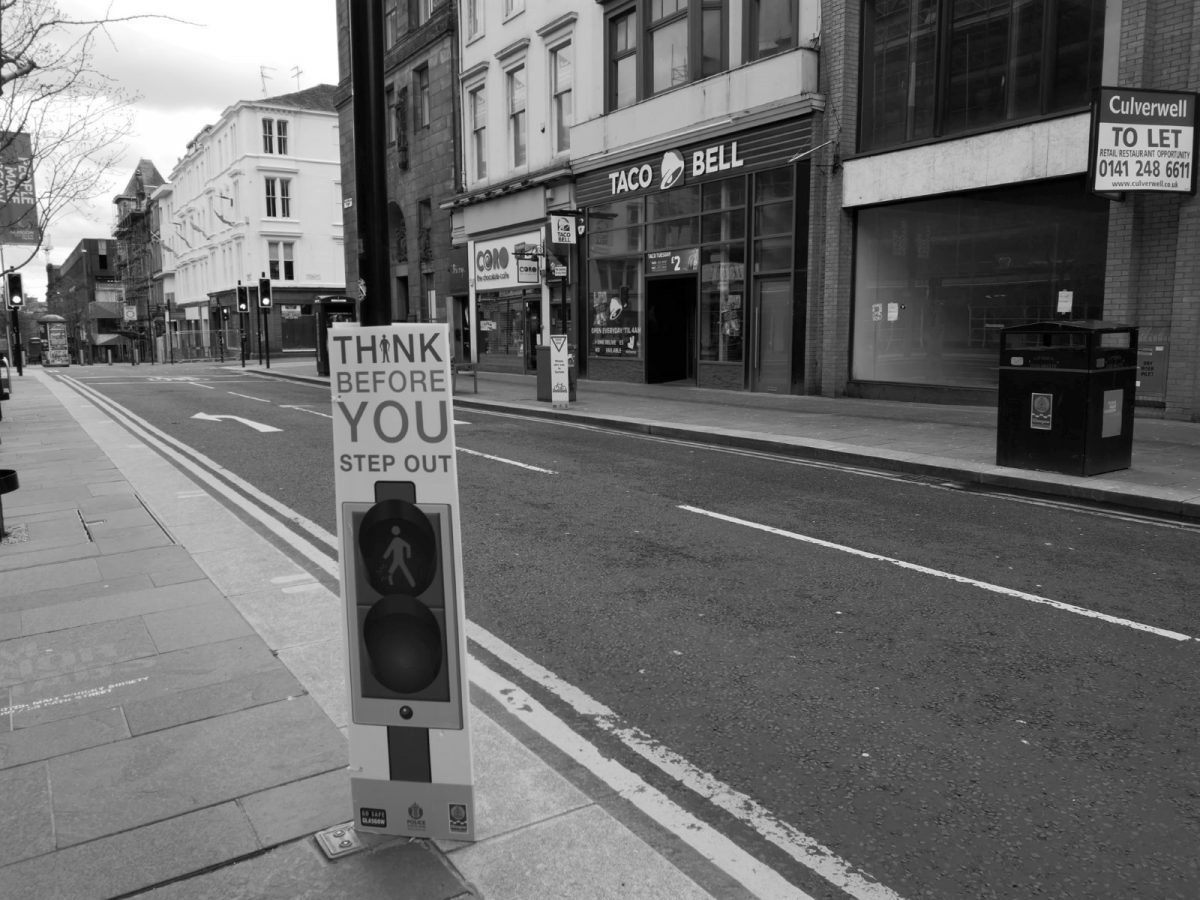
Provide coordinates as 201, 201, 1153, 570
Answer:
0, 706, 129, 768
0, 801, 260, 900
0, 760, 54, 867
142, 598, 256, 653
123, 664, 302, 736
134, 833, 475, 900
240, 768, 352, 846
20, 577, 224, 633
0, 616, 157, 689
49, 695, 346, 846
8, 636, 281, 730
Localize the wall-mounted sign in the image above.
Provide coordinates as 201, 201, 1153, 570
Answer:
1090, 86, 1198, 195
647, 248, 699, 274
469, 230, 543, 289
549, 214, 578, 245
606, 142, 745, 198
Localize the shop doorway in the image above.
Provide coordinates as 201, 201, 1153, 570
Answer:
645, 275, 696, 384
750, 277, 792, 393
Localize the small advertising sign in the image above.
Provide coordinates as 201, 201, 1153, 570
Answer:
549, 334, 570, 408
470, 231, 543, 289
549, 214, 578, 244
0, 132, 39, 245
1030, 393, 1053, 431
1090, 87, 1198, 195
647, 248, 699, 274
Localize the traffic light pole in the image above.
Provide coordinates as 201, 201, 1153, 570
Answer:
350, 0, 392, 326
261, 307, 270, 369
239, 313, 247, 367
7, 310, 20, 377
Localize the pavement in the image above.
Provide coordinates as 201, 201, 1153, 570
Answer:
1, 357, 1198, 900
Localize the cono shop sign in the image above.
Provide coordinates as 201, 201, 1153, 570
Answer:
469, 230, 542, 289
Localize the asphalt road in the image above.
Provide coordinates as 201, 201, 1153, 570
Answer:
54, 364, 1200, 900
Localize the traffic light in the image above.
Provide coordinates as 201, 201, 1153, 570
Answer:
236, 284, 249, 312
221, 306, 230, 322
5, 272, 23, 309
258, 276, 272, 309
342, 494, 464, 730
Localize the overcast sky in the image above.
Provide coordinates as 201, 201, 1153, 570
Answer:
16, 0, 340, 301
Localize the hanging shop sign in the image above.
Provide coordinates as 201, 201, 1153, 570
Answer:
1089, 86, 1198, 195
469, 230, 544, 289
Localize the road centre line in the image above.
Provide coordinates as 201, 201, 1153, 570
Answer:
470, 625, 903, 900
680, 505, 1195, 643
227, 391, 270, 402
51, 374, 859, 899
470, 655, 825, 900
281, 404, 333, 419
458, 446, 557, 474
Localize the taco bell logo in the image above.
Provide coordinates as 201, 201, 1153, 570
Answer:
660, 149, 685, 189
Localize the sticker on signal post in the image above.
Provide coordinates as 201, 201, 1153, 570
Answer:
330, 324, 459, 505
1090, 86, 1198, 195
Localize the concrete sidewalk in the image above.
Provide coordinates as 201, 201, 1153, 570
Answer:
0, 367, 732, 900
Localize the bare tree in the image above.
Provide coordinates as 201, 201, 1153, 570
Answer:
0, 0, 181, 270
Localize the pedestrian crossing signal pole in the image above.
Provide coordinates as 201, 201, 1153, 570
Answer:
236, 282, 249, 368
4, 272, 24, 376
258, 275, 272, 369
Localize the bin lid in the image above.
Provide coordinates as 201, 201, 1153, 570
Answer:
1001, 319, 1135, 334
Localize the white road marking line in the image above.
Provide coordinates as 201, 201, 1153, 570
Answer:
458, 447, 557, 474
1, 677, 151, 717
470, 625, 903, 900
272, 573, 315, 585
470, 656, 823, 900
228, 392, 270, 402
680, 505, 1195, 643
281, 404, 333, 419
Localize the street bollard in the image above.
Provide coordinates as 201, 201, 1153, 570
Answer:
0, 469, 18, 538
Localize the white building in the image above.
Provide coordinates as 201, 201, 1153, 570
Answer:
160, 84, 345, 355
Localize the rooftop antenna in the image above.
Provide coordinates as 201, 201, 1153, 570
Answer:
290, 66, 303, 88
260, 66, 276, 95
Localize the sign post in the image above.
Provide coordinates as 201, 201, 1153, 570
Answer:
330, 323, 474, 842
549, 334, 570, 408
1089, 87, 1198, 195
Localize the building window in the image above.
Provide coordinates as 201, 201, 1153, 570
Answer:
860, 0, 1106, 152
466, 0, 483, 38
410, 0, 433, 26
851, 179, 1109, 387
507, 65, 527, 167
385, 0, 399, 46
747, 0, 797, 60
550, 42, 573, 152
414, 65, 430, 129
262, 118, 288, 154
386, 85, 396, 143
469, 85, 487, 180
609, 7, 637, 110
504, 0, 524, 17
606, 1, 727, 111
268, 241, 295, 281
397, 86, 410, 168
418, 198, 433, 263
264, 177, 291, 218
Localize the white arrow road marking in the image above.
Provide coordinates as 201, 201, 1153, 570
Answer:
191, 412, 281, 433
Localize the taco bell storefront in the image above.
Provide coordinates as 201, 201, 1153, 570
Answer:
574, 118, 815, 393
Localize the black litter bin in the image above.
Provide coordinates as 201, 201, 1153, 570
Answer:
315, 296, 359, 377
536, 344, 577, 401
996, 321, 1138, 476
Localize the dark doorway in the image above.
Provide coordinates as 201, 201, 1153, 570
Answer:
645, 275, 696, 384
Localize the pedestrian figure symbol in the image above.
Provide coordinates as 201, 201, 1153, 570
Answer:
383, 525, 414, 589
380, 341, 390, 363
